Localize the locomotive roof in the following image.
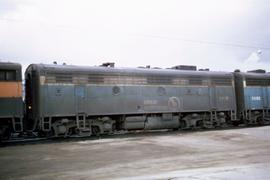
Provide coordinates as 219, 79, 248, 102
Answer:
26, 63, 233, 78
236, 71, 270, 79
0, 62, 22, 70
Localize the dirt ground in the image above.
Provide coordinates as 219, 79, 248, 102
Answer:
1, 126, 270, 180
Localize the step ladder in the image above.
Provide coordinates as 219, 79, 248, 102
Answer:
203, 110, 216, 128
245, 109, 252, 122
76, 114, 86, 130
263, 108, 270, 124
263, 108, 269, 118
230, 110, 237, 121
12, 117, 23, 132
76, 114, 92, 136
210, 111, 217, 122
41, 117, 51, 131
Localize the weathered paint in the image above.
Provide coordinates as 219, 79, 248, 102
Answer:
25, 63, 236, 120
0, 97, 23, 117
39, 84, 236, 117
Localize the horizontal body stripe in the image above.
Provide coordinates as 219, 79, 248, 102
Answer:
0, 82, 22, 98
43, 83, 233, 88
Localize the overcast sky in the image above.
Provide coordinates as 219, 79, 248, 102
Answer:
0, 0, 270, 73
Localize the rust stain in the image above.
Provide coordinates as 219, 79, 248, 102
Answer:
0, 82, 22, 98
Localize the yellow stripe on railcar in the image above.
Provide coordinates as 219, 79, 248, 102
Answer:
0, 82, 22, 98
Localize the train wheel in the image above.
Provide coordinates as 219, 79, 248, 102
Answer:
92, 126, 100, 136
257, 116, 264, 125
0, 126, 11, 140
196, 120, 204, 129
180, 120, 187, 129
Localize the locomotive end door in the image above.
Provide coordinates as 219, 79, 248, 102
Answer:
75, 85, 86, 114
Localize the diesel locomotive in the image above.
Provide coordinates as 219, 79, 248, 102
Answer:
1, 62, 270, 138
0, 62, 23, 138
234, 71, 270, 124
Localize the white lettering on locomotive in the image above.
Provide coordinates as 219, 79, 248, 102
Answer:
251, 96, 261, 101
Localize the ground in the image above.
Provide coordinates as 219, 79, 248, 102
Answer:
1, 126, 270, 179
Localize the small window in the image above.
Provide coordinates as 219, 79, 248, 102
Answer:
6, 70, 16, 81
0, 70, 16, 81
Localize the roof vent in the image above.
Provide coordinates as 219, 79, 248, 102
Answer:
171, 65, 197, 71
198, 68, 210, 71
138, 65, 152, 69
247, 69, 266, 73
100, 62, 115, 67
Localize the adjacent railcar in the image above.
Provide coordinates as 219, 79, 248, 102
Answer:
25, 64, 237, 136
0, 62, 23, 138
234, 72, 270, 124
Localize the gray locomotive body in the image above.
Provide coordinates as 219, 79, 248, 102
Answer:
25, 64, 237, 136
234, 72, 270, 124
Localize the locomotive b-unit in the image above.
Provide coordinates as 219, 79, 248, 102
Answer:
25, 64, 237, 136
235, 72, 270, 124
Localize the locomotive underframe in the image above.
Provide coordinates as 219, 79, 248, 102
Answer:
36, 109, 237, 137
241, 109, 270, 125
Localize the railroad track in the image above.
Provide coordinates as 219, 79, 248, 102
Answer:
0, 124, 265, 147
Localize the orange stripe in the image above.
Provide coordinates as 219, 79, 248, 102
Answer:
0, 82, 22, 98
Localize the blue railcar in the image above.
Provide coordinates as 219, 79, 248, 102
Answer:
234, 72, 270, 124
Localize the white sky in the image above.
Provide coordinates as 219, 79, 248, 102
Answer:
0, 0, 270, 73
